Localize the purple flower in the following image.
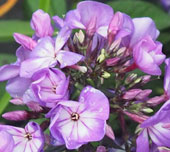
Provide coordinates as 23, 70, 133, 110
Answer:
0, 122, 44, 152
136, 100, 170, 152
0, 131, 14, 152
133, 35, 165, 75
20, 34, 83, 78
130, 17, 159, 47
47, 86, 109, 149
31, 68, 69, 108
60, 1, 113, 37
164, 58, 170, 98
31, 9, 54, 38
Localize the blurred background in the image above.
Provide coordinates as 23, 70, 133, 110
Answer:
0, 0, 170, 126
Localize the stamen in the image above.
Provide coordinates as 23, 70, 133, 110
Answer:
71, 112, 80, 121
24, 132, 32, 141
52, 85, 57, 93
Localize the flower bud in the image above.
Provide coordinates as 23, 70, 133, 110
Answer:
141, 75, 151, 84
2, 110, 41, 121
123, 111, 149, 123
106, 57, 120, 66
146, 94, 167, 106
125, 73, 137, 84
105, 124, 115, 140
135, 89, 152, 100
141, 108, 153, 113
117, 47, 126, 56
109, 38, 121, 51
10, 98, 24, 105
122, 89, 142, 100
102, 71, 111, 79
2, 111, 29, 121
74, 30, 85, 44
69, 65, 87, 73
97, 49, 107, 63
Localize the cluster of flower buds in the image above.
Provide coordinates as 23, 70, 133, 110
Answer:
0, 1, 170, 152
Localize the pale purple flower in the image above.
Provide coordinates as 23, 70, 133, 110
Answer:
31, 68, 69, 108
31, 9, 54, 38
130, 17, 159, 47
0, 131, 14, 152
20, 34, 83, 78
136, 100, 170, 152
164, 58, 170, 98
0, 122, 44, 152
133, 35, 165, 75
47, 86, 109, 149
6, 76, 31, 98
60, 1, 114, 37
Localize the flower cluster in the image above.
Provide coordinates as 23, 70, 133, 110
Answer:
0, 1, 170, 152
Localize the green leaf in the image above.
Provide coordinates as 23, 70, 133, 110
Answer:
39, 0, 51, 13
50, 0, 67, 17
23, 0, 39, 19
24, 0, 67, 18
0, 92, 11, 115
0, 20, 33, 42
107, 0, 170, 30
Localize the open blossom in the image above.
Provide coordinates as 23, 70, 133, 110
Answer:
0, 122, 44, 152
54, 1, 114, 37
31, 68, 69, 107
47, 86, 109, 149
136, 100, 170, 152
133, 35, 165, 75
0, 131, 14, 152
20, 34, 84, 78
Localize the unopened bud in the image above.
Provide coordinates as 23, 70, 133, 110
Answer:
106, 57, 120, 66
2, 110, 41, 121
74, 30, 85, 44
123, 111, 149, 124
97, 49, 106, 63
26, 102, 43, 112
2, 111, 29, 121
122, 89, 142, 100
105, 124, 115, 140
125, 73, 137, 84
109, 38, 121, 51
141, 108, 153, 113
117, 47, 126, 56
142, 75, 151, 84
135, 89, 152, 100
134, 77, 142, 84
69, 65, 87, 73
102, 71, 111, 79
146, 94, 167, 106
10, 98, 24, 105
